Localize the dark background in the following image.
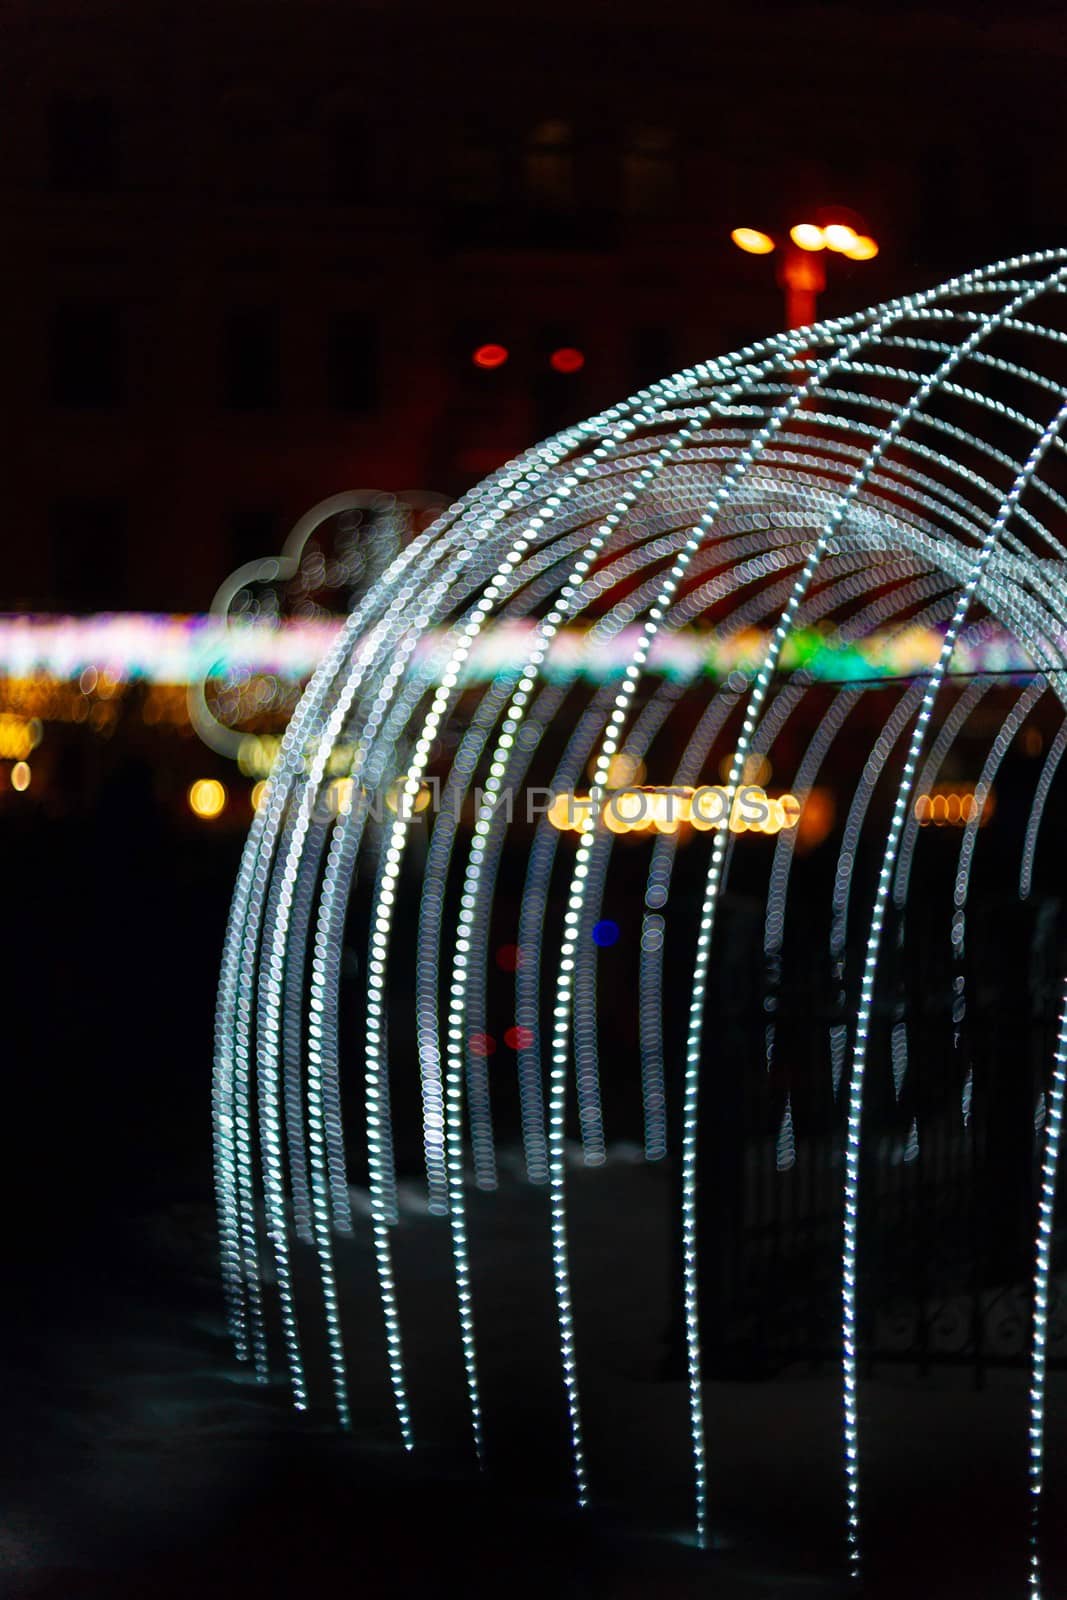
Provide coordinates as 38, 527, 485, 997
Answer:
4, 2, 1067, 1596
4, 0, 1067, 613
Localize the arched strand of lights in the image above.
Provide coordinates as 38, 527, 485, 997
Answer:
214, 253, 1067, 1593
1021, 715, 1067, 902
950, 678, 1047, 966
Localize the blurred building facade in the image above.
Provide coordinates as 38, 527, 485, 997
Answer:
3, 0, 1066, 613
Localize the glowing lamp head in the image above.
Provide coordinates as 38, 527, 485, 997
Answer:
822, 223, 858, 254
731, 227, 775, 255
843, 234, 879, 261
473, 343, 509, 370
550, 347, 585, 374
789, 223, 826, 252
189, 777, 227, 819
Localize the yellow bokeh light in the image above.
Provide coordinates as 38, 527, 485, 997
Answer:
0, 714, 40, 760
789, 223, 826, 252
843, 234, 879, 261
913, 787, 993, 827
690, 788, 724, 831
546, 784, 801, 836
326, 741, 360, 776
719, 751, 771, 785
327, 777, 356, 816
731, 227, 775, 256
237, 734, 281, 779
189, 777, 227, 819
822, 223, 858, 253
604, 788, 645, 830
548, 793, 575, 830
603, 751, 646, 789
11, 760, 31, 792
385, 776, 432, 814
616, 789, 648, 823
251, 779, 270, 812
603, 802, 631, 834
796, 787, 834, 850
572, 796, 595, 831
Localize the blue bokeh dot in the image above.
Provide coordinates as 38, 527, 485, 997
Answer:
592, 919, 619, 948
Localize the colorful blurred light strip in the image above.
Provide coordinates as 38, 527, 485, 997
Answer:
0, 614, 338, 683
0, 615, 1043, 686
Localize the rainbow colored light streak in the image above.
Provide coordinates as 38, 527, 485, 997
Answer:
0, 613, 1044, 686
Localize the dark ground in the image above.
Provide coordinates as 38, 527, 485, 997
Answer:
5, 800, 1067, 1599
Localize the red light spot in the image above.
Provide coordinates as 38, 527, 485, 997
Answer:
505, 1025, 534, 1051
469, 1033, 496, 1057
495, 944, 523, 972
473, 343, 508, 370
550, 347, 585, 374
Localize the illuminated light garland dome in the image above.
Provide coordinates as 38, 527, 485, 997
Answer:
215, 251, 1067, 1589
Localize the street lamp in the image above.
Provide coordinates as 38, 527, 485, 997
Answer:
731, 220, 879, 329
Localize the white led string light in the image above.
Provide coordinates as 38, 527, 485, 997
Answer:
215, 473, 528, 1374
892, 677, 993, 912
841, 365, 1067, 1576
951, 681, 1047, 961
666, 258, 1067, 1554
350, 386, 711, 1458
232, 442, 615, 1418
515, 681, 621, 1184
1029, 983, 1067, 1597
1021, 717, 1067, 901
211, 251, 1067, 1588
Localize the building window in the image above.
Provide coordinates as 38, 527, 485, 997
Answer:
524, 119, 575, 212
622, 125, 678, 217
448, 127, 503, 209
228, 508, 280, 572
534, 324, 587, 438
327, 112, 375, 203
49, 498, 128, 611
48, 96, 118, 190
222, 309, 280, 411
327, 313, 380, 414
50, 303, 124, 408
630, 327, 677, 389
220, 96, 279, 202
